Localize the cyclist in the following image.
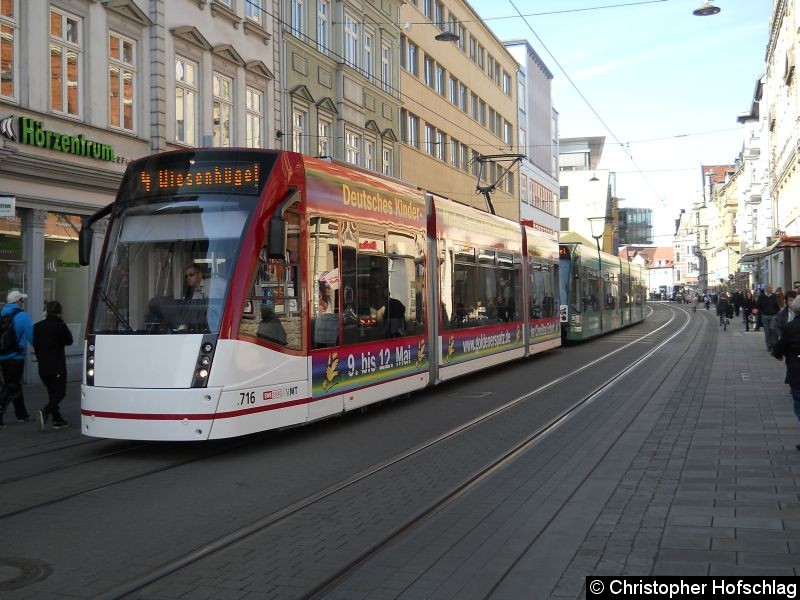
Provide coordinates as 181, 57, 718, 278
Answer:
717, 292, 731, 329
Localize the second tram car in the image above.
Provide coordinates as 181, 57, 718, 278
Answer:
558, 233, 647, 341
79, 149, 563, 440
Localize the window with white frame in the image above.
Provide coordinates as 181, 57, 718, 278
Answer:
0, 0, 17, 101
318, 115, 331, 156
382, 146, 392, 176
401, 109, 419, 148
503, 120, 512, 145
434, 1, 444, 28
519, 128, 526, 156
345, 128, 361, 165
423, 55, 434, 88
246, 86, 263, 148
365, 138, 376, 171
317, 0, 329, 55
291, 0, 305, 37
449, 76, 457, 104
435, 65, 445, 96
503, 71, 511, 96
292, 105, 308, 153
518, 79, 525, 111
520, 174, 528, 203
344, 12, 359, 69
458, 82, 467, 111
246, 0, 263, 25
405, 39, 418, 76
213, 72, 233, 147
363, 27, 374, 81
435, 129, 445, 161
381, 42, 392, 93
108, 33, 135, 132
50, 8, 81, 117
450, 138, 459, 168
424, 123, 435, 156
175, 55, 198, 145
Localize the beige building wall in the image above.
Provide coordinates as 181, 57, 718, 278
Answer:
399, 0, 519, 220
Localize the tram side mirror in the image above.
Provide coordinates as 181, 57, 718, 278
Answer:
79, 226, 92, 266
267, 217, 287, 259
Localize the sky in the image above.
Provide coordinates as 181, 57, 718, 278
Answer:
467, 0, 773, 244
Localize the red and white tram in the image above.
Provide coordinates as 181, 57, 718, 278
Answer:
79, 149, 560, 440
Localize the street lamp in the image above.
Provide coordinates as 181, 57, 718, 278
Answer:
693, 1, 720, 16
588, 216, 607, 331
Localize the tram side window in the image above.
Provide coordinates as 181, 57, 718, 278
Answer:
449, 244, 519, 328
239, 211, 302, 350
495, 252, 519, 322
451, 244, 477, 327
582, 264, 600, 313
340, 225, 423, 345
309, 216, 340, 348
529, 257, 557, 319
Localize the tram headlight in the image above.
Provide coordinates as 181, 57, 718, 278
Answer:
191, 335, 217, 388
85, 335, 96, 386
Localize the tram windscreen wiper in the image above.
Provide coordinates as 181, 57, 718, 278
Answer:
97, 287, 133, 332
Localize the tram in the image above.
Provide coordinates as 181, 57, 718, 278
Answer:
78, 149, 561, 440
558, 232, 647, 342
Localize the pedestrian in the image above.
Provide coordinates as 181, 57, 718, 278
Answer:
33, 300, 73, 430
732, 290, 743, 317
772, 296, 800, 450
691, 294, 699, 313
716, 292, 731, 327
776, 290, 799, 337
0, 290, 33, 427
757, 284, 781, 352
741, 290, 755, 331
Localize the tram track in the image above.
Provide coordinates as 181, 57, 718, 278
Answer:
0, 433, 277, 520
93, 304, 688, 599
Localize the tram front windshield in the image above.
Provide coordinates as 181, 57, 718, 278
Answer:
91, 193, 258, 335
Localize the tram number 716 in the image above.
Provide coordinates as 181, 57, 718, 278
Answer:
239, 391, 256, 405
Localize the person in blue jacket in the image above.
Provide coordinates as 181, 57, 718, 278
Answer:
0, 290, 34, 427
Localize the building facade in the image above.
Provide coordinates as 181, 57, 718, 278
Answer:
504, 39, 559, 232
0, 0, 281, 381
282, 0, 402, 174
398, 0, 519, 219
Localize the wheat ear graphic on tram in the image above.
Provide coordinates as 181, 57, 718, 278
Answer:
415, 340, 426, 367
323, 353, 340, 391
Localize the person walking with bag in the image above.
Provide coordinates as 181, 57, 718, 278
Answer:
0, 290, 34, 427
758, 284, 781, 352
772, 297, 800, 450
33, 301, 73, 430
741, 290, 755, 331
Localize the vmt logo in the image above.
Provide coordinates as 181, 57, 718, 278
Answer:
0, 116, 16, 141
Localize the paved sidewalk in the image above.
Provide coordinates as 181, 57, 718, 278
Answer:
0, 380, 81, 440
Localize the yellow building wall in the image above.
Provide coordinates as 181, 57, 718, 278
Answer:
399, 0, 520, 221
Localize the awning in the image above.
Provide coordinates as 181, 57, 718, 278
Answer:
739, 235, 800, 263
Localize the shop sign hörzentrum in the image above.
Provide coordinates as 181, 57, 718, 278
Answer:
0, 115, 116, 162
